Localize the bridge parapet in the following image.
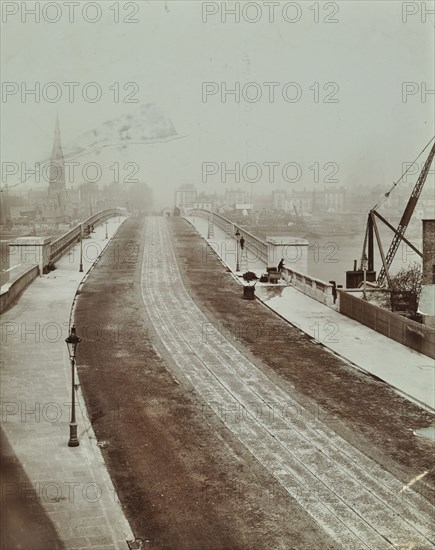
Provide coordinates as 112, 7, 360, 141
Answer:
1, 209, 124, 314
48, 208, 123, 271
188, 208, 335, 306
190, 209, 268, 264
285, 268, 335, 306
266, 236, 308, 273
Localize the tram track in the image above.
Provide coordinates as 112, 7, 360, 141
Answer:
140, 217, 434, 550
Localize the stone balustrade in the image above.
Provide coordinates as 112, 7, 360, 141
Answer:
1, 209, 123, 314
188, 208, 335, 305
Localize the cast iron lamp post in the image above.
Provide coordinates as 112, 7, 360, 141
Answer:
235, 229, 240, 272
105, 219, 108, 240
65, 326, 81, 447
79, 225, 83, 273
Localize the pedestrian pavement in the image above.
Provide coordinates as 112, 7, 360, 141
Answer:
1, 218, 134, 549
187, 215, 435, 412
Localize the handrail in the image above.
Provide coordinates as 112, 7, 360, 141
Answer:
1, 208, 124, 312
189, 208, 335, 305
49, 208, 123, 264
190, 208, 268, 263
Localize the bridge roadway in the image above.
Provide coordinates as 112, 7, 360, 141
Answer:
141, 217, 434, 550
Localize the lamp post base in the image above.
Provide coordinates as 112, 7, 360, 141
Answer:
68, 423, 79, 447
79, 264, 83, 273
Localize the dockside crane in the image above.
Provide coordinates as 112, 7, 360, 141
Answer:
361, 139, 435, 287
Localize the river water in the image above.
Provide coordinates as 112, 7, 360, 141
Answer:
1, 221, 423, 288
302, 230, 422, 286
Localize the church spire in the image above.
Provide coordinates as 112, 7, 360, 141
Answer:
48, 114, 65, 193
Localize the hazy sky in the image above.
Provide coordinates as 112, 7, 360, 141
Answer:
1, 0, 434, 207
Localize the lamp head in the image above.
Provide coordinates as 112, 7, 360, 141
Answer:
65, 326, 81, 359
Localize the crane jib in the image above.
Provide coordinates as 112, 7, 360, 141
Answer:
373, 141, 435, 287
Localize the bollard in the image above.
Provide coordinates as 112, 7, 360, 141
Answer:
243, 285, 256, 300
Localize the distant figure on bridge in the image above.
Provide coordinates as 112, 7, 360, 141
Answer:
278, 258, 284, 272
240, 236, 245, 250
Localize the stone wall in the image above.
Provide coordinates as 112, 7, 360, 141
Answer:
0, 265, 39, 314
339, 290, 435, 359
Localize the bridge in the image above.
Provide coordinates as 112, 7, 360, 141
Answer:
189, 208, 435, 360
189, 208, 336, 305
1, 208, 123, 314
1, 212, 434, 549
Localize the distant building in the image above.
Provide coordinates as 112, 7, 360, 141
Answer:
193, 192, 216, 211
254, 194, 273, 210
175, 184, 197, 209
323, 186, 345, 212
225, 188, 246, 207
344, 186, 378, 214
271, 188, 346, 215
28, 117, 81, 223
46, 116, 68, 222
312, 187, 345, 213
28, 189, 48, 208
9, 206, 37, 221
272, 190, 287, 210
288, 190, 313, 214
193, 199, 213, 211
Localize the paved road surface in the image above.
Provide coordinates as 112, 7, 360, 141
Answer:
141, 217, 434, 550
189, 214, 435, 411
